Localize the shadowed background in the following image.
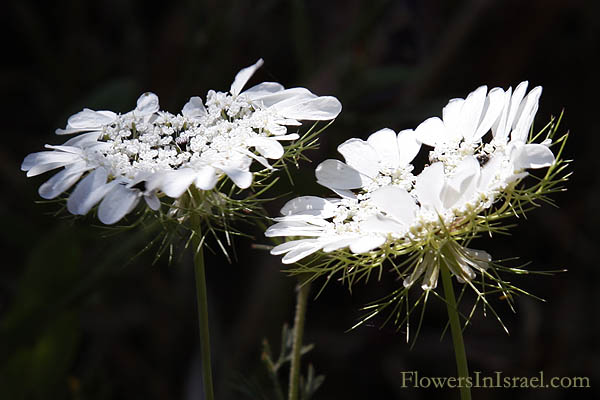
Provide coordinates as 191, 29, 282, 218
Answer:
1, 0, 598, 399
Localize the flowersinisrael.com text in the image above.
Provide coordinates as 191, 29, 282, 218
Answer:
400, 371, 590, 389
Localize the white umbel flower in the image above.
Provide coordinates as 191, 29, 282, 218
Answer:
267, 81, 561, 292
22, 59, 342, 225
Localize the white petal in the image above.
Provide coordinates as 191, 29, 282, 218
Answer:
135, 92, 160, 115
511, 86, 542, 144
265, 221, 324, 237
182, 96, 207, 119
442, 98, 464, 139
66, 167, 113, 215
221, 165, 253, 189
63, 131, 102, 146
511, 143, 554, 170
281, 241, 323, 264
369, 186, 418, 226
144, 193, 161, 211
280, 196, 336, 218
491, 87, 513, 143
359, 215, 406, 234
194, 167, 218, 190
247, 137, 284, 159
44, 145, 84, 154
27, 162, 72, 177
67, 109, 116, 129
366, 128, 400, 167
271, 134, 300, 141
506, 81, 528, 131
230, 59, 264, 96
160, 168, 197, 198
242, 82, 285, 98
337, 139, 380, 178
415, 117, 446, 147
329, 188, 357, 199
98, 184, 141, 225
241, 149, 272, 169
38, 165, 87, 199
459, 85, 487, 141
349, 235, 386, 254
442, 156, 480, 209
274, 96, 342, 120
22, 151, 82, 176
251, 87, 314, 107
315, 159, 365, 190
473, 87, 504, 141
322, 237, 358, 252
56, 127, 87, 135
396, 129, 421, 165
271, 239, 316, 255
414, 163, 445, 211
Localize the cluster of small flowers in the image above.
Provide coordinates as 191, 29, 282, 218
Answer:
267, 82, 556, 290
21, 59, 342, 225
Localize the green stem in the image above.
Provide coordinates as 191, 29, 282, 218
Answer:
440, 263, 471, 400
193, 229, 215, 400
288, 280, 310, 400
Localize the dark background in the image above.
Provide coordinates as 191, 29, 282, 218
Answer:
1, 0, 598, 399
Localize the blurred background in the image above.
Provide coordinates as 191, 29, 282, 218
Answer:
1, 0, 598, 399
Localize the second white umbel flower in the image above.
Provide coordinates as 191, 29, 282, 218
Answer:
267, 81, 569, 333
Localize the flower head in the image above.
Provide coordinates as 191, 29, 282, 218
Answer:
267, 82, 569, 333
22, 59, 342, 226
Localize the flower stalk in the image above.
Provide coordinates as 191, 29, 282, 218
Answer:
191, 219, 215, 400
440, 258, 471, 400
288, 280, 311, 400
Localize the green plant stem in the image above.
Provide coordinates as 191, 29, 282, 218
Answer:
441, 264, 471, 400
193, 229, 215, 400
288, 280, 310, 400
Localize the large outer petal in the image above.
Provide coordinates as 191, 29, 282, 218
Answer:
337, 139, 380, 178
159, 168, 197, 198
415, 117, 447, 147
280, 196, 336, 218
369, 186, 418, 226
97, 184, 141, 225
38, 164, 87, 199
397, 129, 421, 165
414, 162, 445, 211
315, 159, 365, 190
459, 85, 487, 141
441, 156, 480, 209
22, 151, 82, 176
230, 59, 264, 96
511, 86, 542, 144
349, 235, 386, 254
67, 167, 115, 215
273, 96, 342, 120
473, 87, 505, 141
242, 82, 285, 98
366, 128, 400, 167
511, 143, 554, 170
66, 109, 116, 130
247, 137, 284, 159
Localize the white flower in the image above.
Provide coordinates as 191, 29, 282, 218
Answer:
22, 59, 342, 224
267, 81, 558, 291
